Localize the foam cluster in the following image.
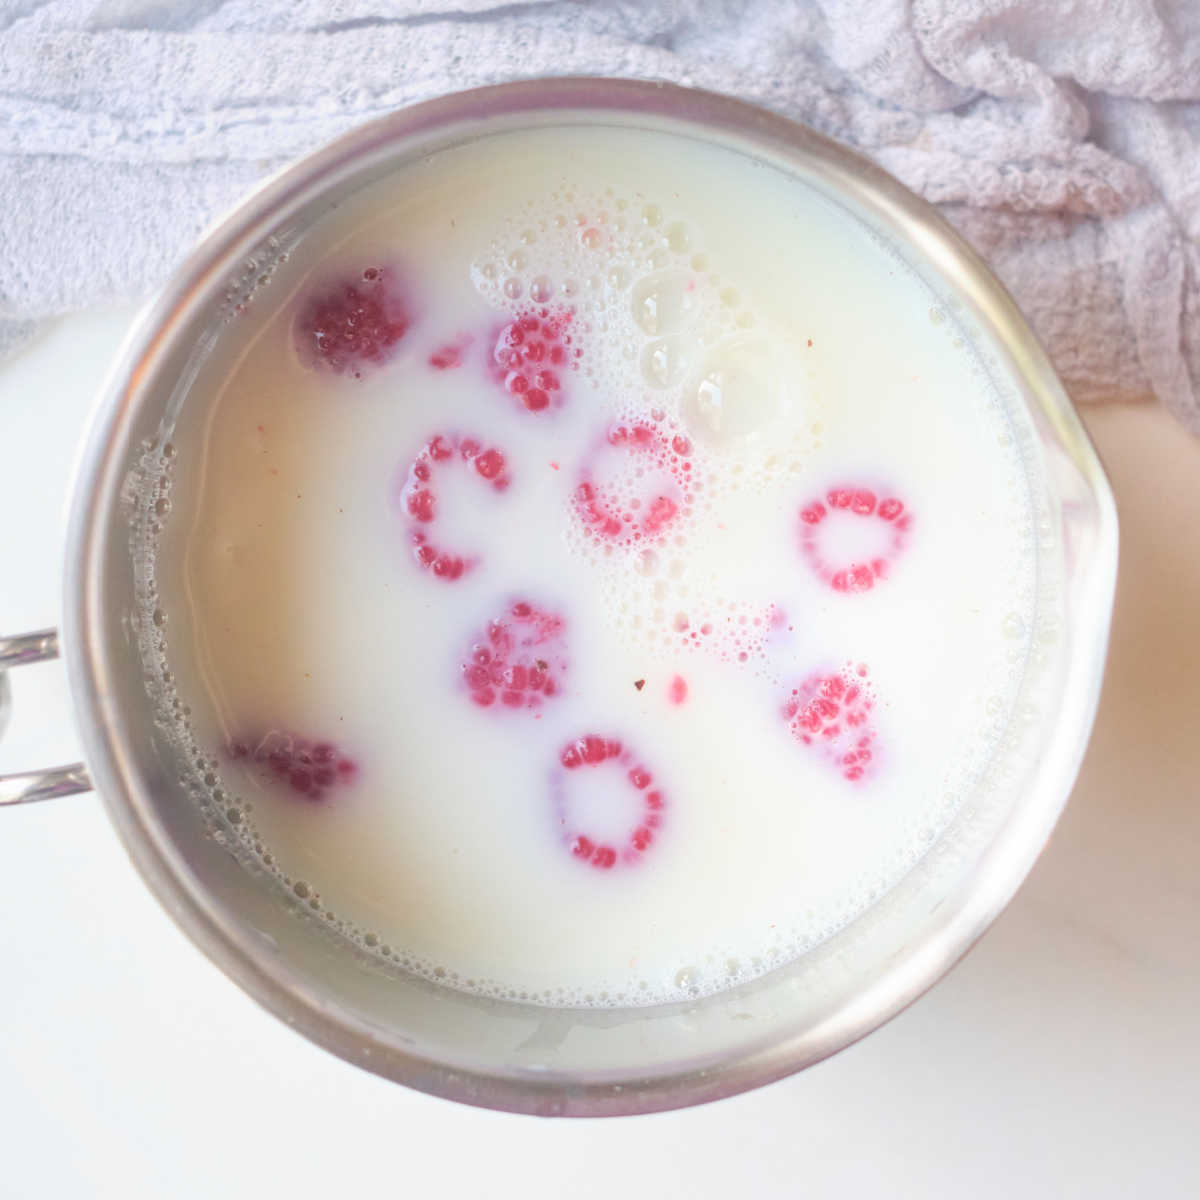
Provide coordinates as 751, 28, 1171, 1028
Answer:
468, 187, 830, 677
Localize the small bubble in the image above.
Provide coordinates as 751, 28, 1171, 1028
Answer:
674, 965, 699, 991
666, 221, 690, 253
640, 336, 687, 389
292, 881, 310, 899
632, 270, 695, 336
479, 261, 497, 280
1002, 612, 1025, 639
642, 203, 662, 227
635, 549, 659, 576
529, 275, 553, 303
503, 277, 523, 300
580, 227, 604, 250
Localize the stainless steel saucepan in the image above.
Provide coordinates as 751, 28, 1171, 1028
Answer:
0, 79, 1117, 1116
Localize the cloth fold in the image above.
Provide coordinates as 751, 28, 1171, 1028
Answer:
1, 0, 1197, 426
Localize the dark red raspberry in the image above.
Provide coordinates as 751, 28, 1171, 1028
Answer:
799, 486, 911, 593
552, 735, 665, 869
228, 732, 359, 801
294, 265, 411, 378
400, 433, 512, 582
459, 600, 568, 712
573, 419, 695, 547
782, 663, 878, 782
491, 307, 578, 412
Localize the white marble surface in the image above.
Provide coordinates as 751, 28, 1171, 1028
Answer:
1, 310, 1197, 1198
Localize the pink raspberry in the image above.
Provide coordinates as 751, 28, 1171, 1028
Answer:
491, 307, 578, 413
399, 433, 512, 582
460, 601, 568, 712
798, 485, 911, 593
573, 419, 695, 548
552, 735, 665, 869
782, 663, 879, 782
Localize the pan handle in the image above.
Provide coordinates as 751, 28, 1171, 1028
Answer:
0, 629, 93, 806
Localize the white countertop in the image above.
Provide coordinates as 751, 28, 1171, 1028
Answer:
1, 309, 1197, 1198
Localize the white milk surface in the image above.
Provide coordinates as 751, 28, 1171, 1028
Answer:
150, 125, 1040, 1006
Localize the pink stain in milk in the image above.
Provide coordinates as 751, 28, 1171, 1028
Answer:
429, 334, 473, 370
459, 600, 568, 711
553, 735, 665, 870
782, 663, 879, 782
799, 486, 911, 593
573, 419, 695, 547
399, 432, 511, 581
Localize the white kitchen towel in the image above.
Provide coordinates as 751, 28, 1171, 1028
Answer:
1, 1, 1197, 427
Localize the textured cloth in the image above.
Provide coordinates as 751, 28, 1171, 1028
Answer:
1, 1, 1197, 426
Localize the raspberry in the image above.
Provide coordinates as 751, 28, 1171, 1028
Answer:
399, 433, 512, 582
552, 735, 664, 869
491, 307, 578, 412
294, 265, 411, 378
573, 418, 695, 548
229, 732, 359, 801
782, 663, 878, 782
459, 601, 568, 712
798, 485, 911, 593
